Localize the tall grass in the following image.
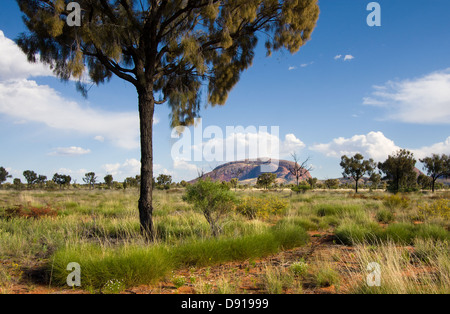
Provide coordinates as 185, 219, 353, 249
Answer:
50, 225, 309, 289
348, 240, 450, 294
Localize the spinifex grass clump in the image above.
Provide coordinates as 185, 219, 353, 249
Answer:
50, 225, 309, 289
336, 221, 449, 245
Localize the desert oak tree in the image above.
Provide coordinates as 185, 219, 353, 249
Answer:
16, 0, 319, 240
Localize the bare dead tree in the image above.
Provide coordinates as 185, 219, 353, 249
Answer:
289, 153, 313, 187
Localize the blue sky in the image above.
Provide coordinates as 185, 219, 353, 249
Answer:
0, 0, 449, 183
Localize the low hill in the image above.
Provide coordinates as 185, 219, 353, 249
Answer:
191, 159, 312, 185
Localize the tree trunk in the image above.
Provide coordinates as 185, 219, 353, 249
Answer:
432, 179, 436, 193
138, 88, 155, 241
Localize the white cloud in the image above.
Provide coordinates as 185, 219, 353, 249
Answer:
311, 132, 450, 162
344, 55, 355, 61
49, 146, 91, 156
0, 79, 140, 149
334, 54, 354, 61
102, 158, 141, 178
0, 31, 142, 149
288, 66, 297, 71
411, 137, 450, 159
191, 131, 305, 162
0, 30, 54, 80
364, 69, 450, 124
310, 131, 400, 161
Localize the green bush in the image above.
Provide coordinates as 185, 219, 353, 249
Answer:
184, 179, 237, 237
236, 196, 288, 220
376, 209, 394, 224
383, 194, 410, 210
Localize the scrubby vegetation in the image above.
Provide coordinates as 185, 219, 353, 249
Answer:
0, 187, 448, 294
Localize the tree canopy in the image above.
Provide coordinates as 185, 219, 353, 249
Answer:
16, 0, 320, 239
420, 154, 449, 193
378, 149, 417, 193
340, 153, 374, 193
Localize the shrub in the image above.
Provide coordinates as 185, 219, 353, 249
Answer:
184, 179, 237, 237
314, 267, 340, 287
291, 185, 311, 194
0, 204, 59, 220
236, 196, 288, 220
418, 199, 450, 220
376, 209, 394, 224
290, 259, 309, 277
335, 222, 382, 245
383, 194, 410, 210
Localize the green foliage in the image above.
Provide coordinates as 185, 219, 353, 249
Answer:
291, 184, 311, 194
156, 174, 172, 190
324, 179, 340, 189
378, 149, 418, 193
315, 204, 361, 217
83, 172, 97, 190
418, 199, 450, 220
0, 167, 12, 185
290, 259, 309, 277
420, 154, 450, 192
52, 173, 71, 189
104, 175, 113, 189
307, 177, 318, 189
314, 267, 340, 288
340, 154, 375, 193
376, 209, 394, 224
257, 173, 277, 189
236, 196, 288, 219
184, 179, 237, 237
23, 170, 38, 187
382, 194, 410, 210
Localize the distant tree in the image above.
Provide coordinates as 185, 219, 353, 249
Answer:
307, 177, 318, 190
378, 149, 417, 193
16, 0, 319, 240
179, 180, 188, 188
324, 179, 340, 189
36, 175, 47, 189
257, 173, 277, 190
0, 167, 12, 186
417, 173, 432, 190
340, 154, 374, 193
53, 173, 71, 190
104, 174, 114, 189
13, 178, 23, 191
83, 172, 97, 190
289, 153, 312, 187
369, 172, 382, 191
23, 170, 38, 188
124, 177, 138, 189
156, 174, 172, 190
420, 154, 450, 193
184, 179, 237, 237
230, 178, 239, 192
